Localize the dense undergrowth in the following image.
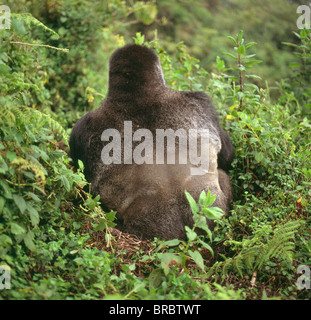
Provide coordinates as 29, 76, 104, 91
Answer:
0, 2, 310, 300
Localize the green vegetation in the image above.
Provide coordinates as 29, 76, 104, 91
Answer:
0, 0, 310, 300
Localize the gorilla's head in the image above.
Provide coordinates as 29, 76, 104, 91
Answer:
108, 44, 167, 97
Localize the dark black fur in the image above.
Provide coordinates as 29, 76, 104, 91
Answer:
70, 44, 234, 240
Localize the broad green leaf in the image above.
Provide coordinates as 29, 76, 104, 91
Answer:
185, 226, 197, 241
59, 175, 70, 192
106, 210, 116, 222
11, 222, 26, 235
148, 268, 163, 288
0, 234, 13, 246
12, 18, 27, 35
185, 191, 199, 214
24, 231, 36, 251
198, 239, 214, 256
160, 253, 182, 275
255, 152, 264, 163
202, 207, 224, 220
27, 204, 39, 227
26, 192, 41, 202
0, 64, 11, 75
163, 238, 180, 247
94, 217, 106, 231
237, 45, 245, 55
188, 250, 205, 271
13, 194, 27, 214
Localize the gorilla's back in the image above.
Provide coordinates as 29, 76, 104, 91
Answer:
69, 44, 233, 240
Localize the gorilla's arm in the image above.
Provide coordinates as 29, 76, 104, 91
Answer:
218, 128, 234, 171
69, 112, 92, 176
188, 91, 234, 171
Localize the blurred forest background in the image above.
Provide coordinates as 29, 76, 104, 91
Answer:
6, 0, 309, 110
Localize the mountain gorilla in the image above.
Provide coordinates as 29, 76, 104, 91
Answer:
69, 44, 234, 240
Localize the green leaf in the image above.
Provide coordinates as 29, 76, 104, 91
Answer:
84, 197, 96, 210
198, 190, 206, 206
188, 250, 205, 271
245, 74, 262, 80
202, 207, 224, 220
0, 196, 5, 213
0, 64, 11, 74
93, 217, 106, 231
26, 192, 41, 202
255, 152, 264, 163
13, 194, 27, 214
282, 42, 299, 48
160, 253, 182, 275
223, 52, 237, 60
24, 231, 36, 251
27, 204, 39, 227
216, 56, 225, 71
198, 239, 214, 256
0, 234, 13, 246
185, 190, 199, 214
244, 59, 262, 67
227, 36, 237, 46
185, 226, 197, 241
59, 175, 70, 192
11, 222, 26, 235
6, 151, 17, 162
205, 190, 216, 206
12, 18, 27, 35
163, 238, 180, 247
148, 268, 163, 289
245, 42, 257, 48
237, 30, 243, 44
106, 210, 116, 222
237, 45, 245, 55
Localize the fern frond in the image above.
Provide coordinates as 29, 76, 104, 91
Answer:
255, 220, 300, 269
1, 106, 68, 143
0, 106, 16, 127
12, 13, 60, 40
207, 220, 300, 281
11, 157, 46, 191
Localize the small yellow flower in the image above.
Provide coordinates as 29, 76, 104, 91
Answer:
225, 114, 234, 120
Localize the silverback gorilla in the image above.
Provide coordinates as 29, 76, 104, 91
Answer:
69, 44, 234, 240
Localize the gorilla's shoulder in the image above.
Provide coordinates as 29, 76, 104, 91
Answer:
180, 90, 214, 112
69, 111, 94, 162
182, 90, 210, 100
181, 91, 213, 106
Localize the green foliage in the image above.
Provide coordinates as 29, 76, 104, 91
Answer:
223, 30, 262, 110
208, 220, 301, 279
156, 190, 224, 275
281, 28, 311, 116
18, 0, 158, 112
132, 0, 298, 88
